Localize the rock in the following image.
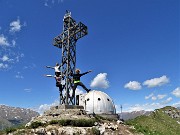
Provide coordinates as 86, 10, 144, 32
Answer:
94, 122, 98, 126
164, 109, 180, 120
71, 115, 78, 119
102, 122, 118, 131
35, 127, 46, 134
46, 125, 57, 131
173, 113, 180, 118
129, 126, 135, 130
46, 131, 52, 135
117, 120, 124, 124
98, 125, 105, 135
25, 122, 31, 127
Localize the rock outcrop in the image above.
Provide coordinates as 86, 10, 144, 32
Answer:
8, 105, 140, 135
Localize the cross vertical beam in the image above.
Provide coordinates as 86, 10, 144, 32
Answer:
53, 11, 88, 105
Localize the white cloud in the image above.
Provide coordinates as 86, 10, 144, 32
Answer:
15, 53, 24, 62
12, 40, 16, 46
124, 81, 142, 90
69, 88, 85, 97
161, 97, 172, 104
127, 105, 145, 112
123, 97, 173, 112
123, 103, 160, 112
172, 101, 180, 107
0, 34, 9, 46
166, 97, 172, 102
34, 100, 59, 114
1, 53, 22, 63
90, 73, 109, 89
151, 96, 157, 101
143, 75, 169, 88
123, 102, 171, 112
24, 88, 32, 92
15, 75, 24, 79
171, 87, 180, 97
44, 1, 48, 6
145, 93, 154, 99
15, 72, 24, 79
0, 19, 25, 70
23, 63, 36, 70
75, 88, 85, 95
1, 55, 9, 62
145, 93, 167, 101
0, 63, 8, 69
9, 18, 22, 33
44, 0, 63, 7
157, 94, 166, 99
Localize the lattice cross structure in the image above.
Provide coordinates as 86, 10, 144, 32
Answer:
53, 11, 88, 105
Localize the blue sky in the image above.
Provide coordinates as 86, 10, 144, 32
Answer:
0, 0, 179, 113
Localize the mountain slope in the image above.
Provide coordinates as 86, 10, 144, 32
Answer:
119, 110, 152, 120
0, 105, 39, 130
126, 106, 180, 135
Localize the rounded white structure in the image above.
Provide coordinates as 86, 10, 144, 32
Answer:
84, 90, 116, 114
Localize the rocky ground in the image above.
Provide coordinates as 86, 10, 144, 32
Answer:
4, 105, 142, 135
8, 121, 141, 135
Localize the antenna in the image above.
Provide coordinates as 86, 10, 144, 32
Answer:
120, 105, 123, 120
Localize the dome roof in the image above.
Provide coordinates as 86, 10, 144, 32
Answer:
84, 90, 116, 114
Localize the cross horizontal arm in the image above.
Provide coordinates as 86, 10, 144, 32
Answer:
53, 22, 88, 48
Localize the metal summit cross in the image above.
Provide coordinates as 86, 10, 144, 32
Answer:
53, 11, 88, 105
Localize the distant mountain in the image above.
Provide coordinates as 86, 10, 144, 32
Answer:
119, 110, 152, 121
0, 105, 39, 130
126, 106, 180, 135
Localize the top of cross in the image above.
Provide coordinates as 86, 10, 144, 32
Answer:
63, 10, 71, 20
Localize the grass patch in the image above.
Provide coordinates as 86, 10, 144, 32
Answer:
29, 121, 45, 129
5, 127, 17, 134
71, 119, 96, 127
94, 114, 115, 122
91, 127, 100, 135
49, 120, 59, 125
3, 125, 26, 134
57, 119, 96, 127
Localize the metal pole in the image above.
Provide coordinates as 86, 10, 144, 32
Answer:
120, 105, 123, 120
66, 29, 70, 104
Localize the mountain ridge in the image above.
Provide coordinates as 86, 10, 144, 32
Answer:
126, 106, 180, 135
0, 105, 39, 130
119, 110, 152, 121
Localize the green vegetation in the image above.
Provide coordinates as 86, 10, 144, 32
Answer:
2, 125, 26, 134
126, 106, 180, 135
94, 114, 115, 122
5, 127, 17, 134
29, 121, 45, 129
57, 118, 96, 127
29, 118, 97, 129
91, 127, 100, 135
49, 120, 59, 125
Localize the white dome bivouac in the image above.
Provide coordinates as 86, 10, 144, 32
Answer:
78, 90, 116, 115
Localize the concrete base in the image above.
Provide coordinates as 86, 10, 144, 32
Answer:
51, 105, 84, 110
